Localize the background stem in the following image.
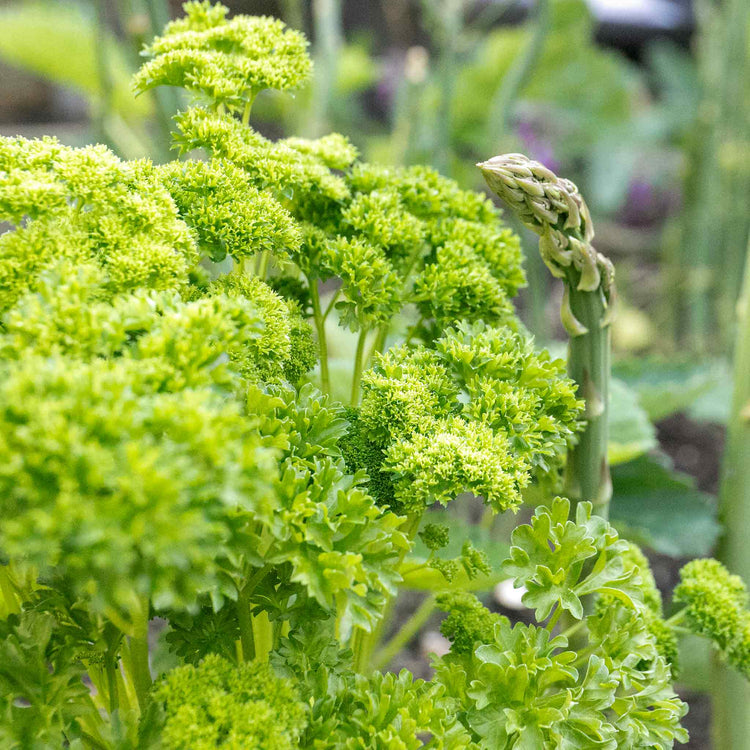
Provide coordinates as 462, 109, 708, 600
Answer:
483, 0, 550, 153
373, 595, 435, 670
713, 238, 750, 748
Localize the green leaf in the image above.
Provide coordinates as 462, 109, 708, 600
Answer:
608, 378, 657, 465
610, 454, 720, 557
613, 357, 726, 423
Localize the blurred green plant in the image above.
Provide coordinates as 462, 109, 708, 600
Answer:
662, 0, 750, 354
0, 1, 164, 158
713, 238, 750, 747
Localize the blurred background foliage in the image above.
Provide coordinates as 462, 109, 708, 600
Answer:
0, 1, 747, 747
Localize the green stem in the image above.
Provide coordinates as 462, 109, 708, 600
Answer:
0, 565, 20, 617
128, 597, 151, 712
309, 0, 342, 137
403, 316, 424, 347
559, 619, 584, 641
251, 610, 274, 663
545, 605, 563, 633
105, 654, 119, 716
237, 584, 255, 662
366, 324, 389, 365
309, 279, 331, 395
322, 288, 341, 320
372, 595, 436, 670
94, 0, 115, 150
713, 237, 750, 749
237, 565, 272, 662
483, 0, 550, 152
562, 275, 612, 518
350, 327, 369, 405
241, 96, 254, 127
352, 513, 422, 673
143, 0, 180, 161
256, 250, 270, 280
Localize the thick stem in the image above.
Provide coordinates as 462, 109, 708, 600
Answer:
309, 280, 331, 395
105, 654, 119, 716
237, 565, 271, 662
713, 239, 750, 749
350, 328, 369, 405
237, 585, 255, 662
563, 277, 612, 518
0, 565, 20, 617
241, 96, 255, 127
128, 597, 151, 712
251, 610, 274, 663
256, 250, 270, 280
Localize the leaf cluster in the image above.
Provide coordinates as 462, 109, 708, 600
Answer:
433, 502, 689, 749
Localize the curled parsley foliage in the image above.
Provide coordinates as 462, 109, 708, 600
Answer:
152, 653, 306, 749
502, 497, 642, 620
2, 3, 744, 747
355, 325, 582, 514
673, 559, 750, 677
134, 1, 311, 112
0, 137, 196, 312
434, 502, 689, 749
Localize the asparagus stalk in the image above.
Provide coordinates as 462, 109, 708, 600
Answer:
713, 238, 750, 749
479, 154, 615, 517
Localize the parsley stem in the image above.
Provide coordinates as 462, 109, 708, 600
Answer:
237, 587, 255, 662
322, 287, 341, 320
309, 279, 331, 395
664, 609, 686, 627
105, 651, 120, 716
545, 605, 563, 633
372, 595, 436, 671
558, 619, 584, 641
350, 327, 368, 404
403, 316, 424, 346
352, 513, 422, 673
241, 95, 255, 127
256, 250, 270, 279
0, 565, 20, 617
128, 596, 152, 712
237, 565, 272, 661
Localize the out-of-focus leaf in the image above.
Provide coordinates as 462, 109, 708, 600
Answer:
0, 1, 150, 118
610, 454, 720, 557
675, 634, 712, 692
453, 0, 642, 153
644, 40, 700, 136
608, 378, 657, 465
614, 357, 726, 423
687, 361, 733, 424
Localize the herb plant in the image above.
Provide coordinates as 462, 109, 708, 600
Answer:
0, 3, 748, 748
